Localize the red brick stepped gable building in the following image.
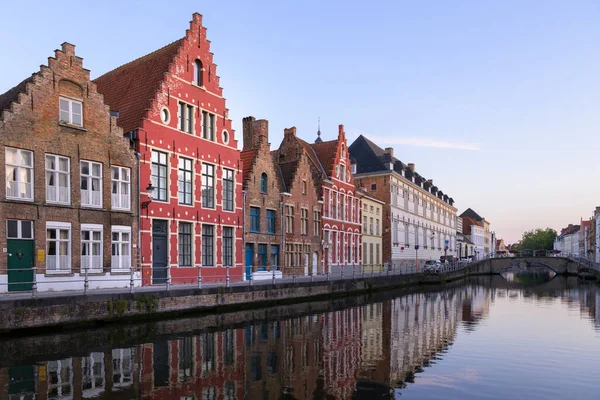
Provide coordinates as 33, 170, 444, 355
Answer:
273, 127, 323, 276
95, 13, 243, 285
0, 43, 139, 292
276, 124, 361, 272
240, 117, 282, 280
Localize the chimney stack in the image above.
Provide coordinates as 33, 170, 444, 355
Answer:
385, 147, 394, 157
284, 127, 296, 136
242, 116, 269, 151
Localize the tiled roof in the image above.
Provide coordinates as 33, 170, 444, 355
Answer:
240, 149, 257, 186
0, 76, 33, 115
310, 139, 338, 178
94, 39, 183, 133
296, 137, 328, 177
278, 160, 300, 193
459, 208, 484, 221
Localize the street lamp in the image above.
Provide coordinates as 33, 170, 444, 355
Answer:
141, 183, 155, 209
415, 244, 420, 272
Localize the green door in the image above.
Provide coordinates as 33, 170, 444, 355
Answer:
8, 365, 35, 397
7, 239, 34, 292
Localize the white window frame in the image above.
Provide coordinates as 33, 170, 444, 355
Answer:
46, 221, 72, 274
111, 166, 131, 210
6, 219, 34, 239
59, 96, 83, 127
81, 223, 103, 273
5, 147, 34, 201
46, 154, 71, 204
111, 225, 132, 271
80, 160, 102, 208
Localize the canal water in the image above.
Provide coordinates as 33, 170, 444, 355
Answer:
1, 275, 599, 399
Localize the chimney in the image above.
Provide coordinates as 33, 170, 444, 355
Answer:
385, 147, 394, 157
284, 127, 296, 136
408, 163, 415, 172
242, 116, 268, 151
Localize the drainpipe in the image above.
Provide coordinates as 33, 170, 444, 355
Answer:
135, 149, 141, 277
242, 190, 246, 276
280, 194, 285, 272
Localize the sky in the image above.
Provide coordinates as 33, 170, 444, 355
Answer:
2, 0, 599, 243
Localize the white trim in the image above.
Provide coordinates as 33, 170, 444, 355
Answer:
5, 147, 34, 201
59, 96, 83, 127
46, 221, 72, 274
45, 153, 71, 205
111, 225, 132, 272
80, 160, 103, 208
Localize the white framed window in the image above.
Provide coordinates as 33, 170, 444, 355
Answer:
81, 224, 103, 273
80, 161, 102, 207
111, 226, 131, 271
46, 154, 70, 204
7, 219, 34, 239
111, 166, 131, 210
46, 222, 71, 273
5, 147, 33, 200
59, 97, 83, 127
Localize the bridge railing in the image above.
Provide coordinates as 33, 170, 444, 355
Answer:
566, 256, 600, 272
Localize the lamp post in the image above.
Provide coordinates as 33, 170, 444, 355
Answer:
141, 183, 155, 213
415, 244, 420, 273
444, 245, 449, 264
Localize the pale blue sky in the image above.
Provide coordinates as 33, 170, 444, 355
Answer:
2, 1, 599, 243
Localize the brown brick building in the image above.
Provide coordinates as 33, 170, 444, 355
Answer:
275, 127, 323, 275
240, 117, 282, 279
0, 43, 139, 292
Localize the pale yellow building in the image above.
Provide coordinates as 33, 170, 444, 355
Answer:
361, 195, 384, 270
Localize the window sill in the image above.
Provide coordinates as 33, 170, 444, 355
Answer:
4, 197, 34, 203
45, 201, 72, 207
58, 122, 87, 132
249, 230, 260, 234
110, 270, 132, 275
81, 205, 104, 210
45, 271, 74, 277
111, 208, 132, 213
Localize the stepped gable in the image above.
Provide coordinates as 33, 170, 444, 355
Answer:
0, 77, 33, 116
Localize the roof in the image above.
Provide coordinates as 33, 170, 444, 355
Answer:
296, 136, 328, 178
240, 149, 257, 185
459, 208, 484, 221
310, 140, 338, 178
0, 76, 33, 115
349, 135, 400, 174
462, 217, 481, 235
93, 39, 183, 133
278, 160, 299, 193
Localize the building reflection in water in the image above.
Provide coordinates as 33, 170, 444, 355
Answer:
2, 281, 599, 399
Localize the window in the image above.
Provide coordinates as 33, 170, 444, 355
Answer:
111, 226, 131, 271
301, 208, 308, 235
202, 163, 215, 208
46, 222, 71, 273
250, 207, 260, 232
179, 337, 194, 382
5, 147, 33, 200
202, 111, 215, 141
267, 209, 276, 234
270, 245, 279, 268
260, 173, 267, 193
82, 353, 104, 394
369, 243, 374, 265
161, 108, 169, 124
223, 227, 233, 267
59, 97, 82, 127
376, 219, 380, 235
178, 157, 193, 205
6, 220, 33, 239
369, 217, 374, 235
223, 329, 235, 366
302, 180, 307, 194
376, 243, 380, 264
151, 150, 168, 202
178, 222, 192, 267
81, 224, 102, 272
363, 242, 367, 265
47, 359, 73, 398
222, 130, 229, 144
258, 244, 267, 267
80, 161, 102, 207
370, 183, 377, 191
194, 59, 203, 86
224, 381, 236, 400
285, 206, 294, 233
111, 166, 130, 210
202, 225, 214, 266
313, 211, 321, 236
178, 102, 193, 133
46, 154, 70, 204
340, 195, 345, 221
223, 168, 234, 211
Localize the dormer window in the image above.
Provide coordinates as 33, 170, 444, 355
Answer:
59, 97, 82, 127
193, 60, 203, 86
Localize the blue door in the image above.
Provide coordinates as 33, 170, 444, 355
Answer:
245, 243, 253, 280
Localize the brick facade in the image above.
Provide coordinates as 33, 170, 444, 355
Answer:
241, 117, 282, 277
0, 42, 139, 292
95, 13, 243, 285
275, 127, 323, 275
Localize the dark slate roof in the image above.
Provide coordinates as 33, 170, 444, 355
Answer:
0, 76, 33, 115
94, 39, 183, 133
459, 208, 484, 221
348, 135, 406, 174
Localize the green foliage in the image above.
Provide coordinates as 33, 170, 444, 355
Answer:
135, 296, 157, 313
515, 228, 557, 251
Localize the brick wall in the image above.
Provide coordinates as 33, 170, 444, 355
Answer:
0, 43, 138, 286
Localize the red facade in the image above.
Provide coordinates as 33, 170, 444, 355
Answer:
95, 13, 243, 285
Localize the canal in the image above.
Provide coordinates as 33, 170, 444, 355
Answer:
1, 275, 599, 399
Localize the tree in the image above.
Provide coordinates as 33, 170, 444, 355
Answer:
515, 228, 557, 251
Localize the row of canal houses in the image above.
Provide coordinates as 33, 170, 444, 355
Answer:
0, 13, 457, 292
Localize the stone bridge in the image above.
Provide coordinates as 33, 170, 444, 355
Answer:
465, 257, 600, 278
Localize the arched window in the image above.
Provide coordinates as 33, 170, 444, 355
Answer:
260, 173, 267, 193
193, 60, 203, 86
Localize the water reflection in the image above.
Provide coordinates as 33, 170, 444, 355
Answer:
2, 278, 600, 399
502, 269, 556, 286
